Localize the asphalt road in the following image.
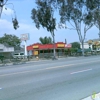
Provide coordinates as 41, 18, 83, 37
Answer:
0, 56, 100, 100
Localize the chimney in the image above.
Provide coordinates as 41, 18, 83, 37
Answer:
65, 39, 67, 44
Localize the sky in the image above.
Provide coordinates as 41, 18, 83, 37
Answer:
0, 0, 99, 46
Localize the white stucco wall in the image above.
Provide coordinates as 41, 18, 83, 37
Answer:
0, 44, 14, 52
80, 43, 92, 49
3, 47, 14, 52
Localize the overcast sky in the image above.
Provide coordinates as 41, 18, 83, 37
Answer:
0, 0, 99, 46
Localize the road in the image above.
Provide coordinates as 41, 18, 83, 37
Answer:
0, 56, 100, 100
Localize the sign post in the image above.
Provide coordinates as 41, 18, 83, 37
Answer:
24, 40, 27, 56
20, 33, 29, 57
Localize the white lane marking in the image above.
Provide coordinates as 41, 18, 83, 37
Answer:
0, 88, 2, 90
70, 68, 92, 75
0, 64, 75, 77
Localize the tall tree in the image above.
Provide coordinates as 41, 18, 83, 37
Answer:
31, 0, 57, 59
93, 1, 100, 41
0, 33, 21, 50
39, 36, 52, 44
0, 0, 19, 30
58, 0, 94, 56
32, 0, 97, 56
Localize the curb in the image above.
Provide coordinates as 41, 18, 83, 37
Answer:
82, 92, 100, 100
0, 59, 50, 67
0, 56, 87, 67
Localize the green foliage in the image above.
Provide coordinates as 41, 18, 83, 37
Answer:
64, 48, 77, 55
32, 0, 96, 38
86, 1, 100, 27
93, 1, 100, 29
31, 0, 56, 34
0, 34, 21, 50
32, 0, 99, 56
70, 48, 77, 53
86, 0, 99, 10
0, 0, 19, 30
0, 0, 4, 3
12, 18, 19, 30
39, 36, 52, 44
71, 42, 80, 49
59, 0, 94, 26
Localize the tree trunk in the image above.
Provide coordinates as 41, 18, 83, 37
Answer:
0, 7, 3, 18
99, 27, 100, 41
81, 41, 85, 56
52, 31, 57, 60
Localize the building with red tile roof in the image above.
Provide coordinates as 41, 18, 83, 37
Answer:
27, 42, 71, 58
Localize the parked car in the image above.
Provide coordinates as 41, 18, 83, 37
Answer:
13, 53, 25, 59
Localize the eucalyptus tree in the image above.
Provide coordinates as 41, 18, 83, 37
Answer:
0, 0, 7, 18
92, 0, 100, 41
31, 0, 57, 59
0, 0, 19, 30
58, 0, 95, 56
31, 0, 97, 56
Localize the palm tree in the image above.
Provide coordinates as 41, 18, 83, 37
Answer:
39, 36, 53, 44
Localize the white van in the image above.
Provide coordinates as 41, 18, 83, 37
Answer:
13, 53, 25, 59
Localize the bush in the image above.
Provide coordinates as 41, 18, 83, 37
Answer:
70, 48, 77, 53
64, 48, 78, 56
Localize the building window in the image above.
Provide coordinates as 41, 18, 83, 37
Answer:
0, 49, 3, 52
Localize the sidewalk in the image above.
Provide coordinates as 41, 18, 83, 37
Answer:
82, 92, 100, 100
0, 58, 52, 66
0, 56, 77, 67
